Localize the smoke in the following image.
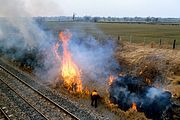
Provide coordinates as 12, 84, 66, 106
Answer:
0, 0, 59, 81
0, 0, 27, 17
24, 0, 62, 16
0, 1, 174, 119
0, 0, 62, 17
0, 0, 120, 91
0, 0, 48, 47
109, 75, 172, 119
146, 87, 164, 99
0, 28, 3, 39
66, 31, 120, 91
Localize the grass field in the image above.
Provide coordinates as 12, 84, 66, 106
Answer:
43, 21, 180, 120
43, 21, 180, 47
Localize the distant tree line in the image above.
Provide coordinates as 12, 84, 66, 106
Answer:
32, 16, 180, 24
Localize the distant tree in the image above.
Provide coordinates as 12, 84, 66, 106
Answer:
93, 17, 100, 22
123, 17, 128, 21
146, 17, 151, 22
83, 16, 91, 22
154, 18, 159, 22
107, 17, 112, 22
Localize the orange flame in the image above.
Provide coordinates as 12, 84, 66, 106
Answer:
131, 102, 137, 111
84, 87, 90, 95
59, 31, 82, 93
108, 75, 116, 85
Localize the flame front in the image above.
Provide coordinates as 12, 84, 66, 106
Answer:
131, 102, 137, 111
108, 75, 116, 85
59, 31, 82, 93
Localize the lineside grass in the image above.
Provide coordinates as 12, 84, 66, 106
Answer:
43, 21, 180, 47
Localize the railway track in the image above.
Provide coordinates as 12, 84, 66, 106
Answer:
0, 64, 80, 120
0, 107, 11, 120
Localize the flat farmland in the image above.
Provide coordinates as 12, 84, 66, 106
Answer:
43, 21, 180, 47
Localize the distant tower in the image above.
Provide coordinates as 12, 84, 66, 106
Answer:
73, 13, 76, 21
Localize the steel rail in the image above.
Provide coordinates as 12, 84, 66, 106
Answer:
0, 64, 80, 120
0, 78, 49, 120
0, 107, 11, 120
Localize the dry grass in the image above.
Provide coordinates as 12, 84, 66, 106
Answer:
115, 43, 180, 97
103, 96, 148, 120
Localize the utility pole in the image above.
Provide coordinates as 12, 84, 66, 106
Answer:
73, 13, 76, 21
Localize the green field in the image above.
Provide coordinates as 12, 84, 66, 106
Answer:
43, 21, 180, 47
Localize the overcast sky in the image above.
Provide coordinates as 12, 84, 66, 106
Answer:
1, 0, 180, 18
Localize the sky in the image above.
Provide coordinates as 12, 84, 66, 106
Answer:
1, 0, 180, 18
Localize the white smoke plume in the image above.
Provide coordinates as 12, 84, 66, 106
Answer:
0, 0, 58, 80
24, 0, 62, 16
0, 0, 120, 91
0, 0, 45, 47
69, 33, 119, 90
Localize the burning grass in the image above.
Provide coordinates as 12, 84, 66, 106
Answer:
103, 95, 147, 120
2, 25, 179, 119
59, 31, 82, 93
51, 30, 83, 93
113, 44, 180, 119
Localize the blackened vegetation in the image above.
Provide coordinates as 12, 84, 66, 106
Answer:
19, 49, 45, 70
109, 75, 174, 120
0, 44, 44, 72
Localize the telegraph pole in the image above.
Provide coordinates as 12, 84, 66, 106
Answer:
73, 13, 76, 21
